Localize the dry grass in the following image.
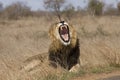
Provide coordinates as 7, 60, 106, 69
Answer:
0, 16, 120, 80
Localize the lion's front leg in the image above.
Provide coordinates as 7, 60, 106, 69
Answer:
67, 41, 80, 72
69, 63, 80, 72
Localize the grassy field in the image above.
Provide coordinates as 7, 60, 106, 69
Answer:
0, 16, 120, 80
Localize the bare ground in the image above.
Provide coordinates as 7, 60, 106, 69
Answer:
73, 70, 120, 80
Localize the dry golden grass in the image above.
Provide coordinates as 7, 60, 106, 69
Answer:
0, 16, 120, 80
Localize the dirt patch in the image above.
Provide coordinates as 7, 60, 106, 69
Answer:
102, 76, 120, 80
73, 71, 120, 80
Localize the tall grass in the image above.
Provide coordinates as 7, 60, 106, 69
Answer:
0, 16, 120, 80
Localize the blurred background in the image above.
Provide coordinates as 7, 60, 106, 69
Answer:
0, 0, 120, 19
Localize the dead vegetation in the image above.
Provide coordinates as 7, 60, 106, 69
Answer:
0, 16, 120, 80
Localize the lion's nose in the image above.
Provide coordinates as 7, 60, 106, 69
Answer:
60, 26, 67, 34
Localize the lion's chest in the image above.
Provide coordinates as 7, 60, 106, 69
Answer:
58, 46, 71, 56
55, 46, 72, 65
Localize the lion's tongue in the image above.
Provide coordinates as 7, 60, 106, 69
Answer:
61, 34, 68, 41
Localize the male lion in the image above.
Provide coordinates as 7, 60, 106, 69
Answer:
48, 21, 80, 72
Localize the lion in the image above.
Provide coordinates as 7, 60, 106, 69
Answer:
48, 21, 80, 72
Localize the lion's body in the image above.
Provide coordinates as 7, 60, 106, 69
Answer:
48, 21, 80, 71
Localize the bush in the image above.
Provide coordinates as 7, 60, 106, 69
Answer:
62, 4, 75, 20
117, 2, 120, 14
87, 0, 104, 16
104, 4, 118, 16
2, 2, 32, 19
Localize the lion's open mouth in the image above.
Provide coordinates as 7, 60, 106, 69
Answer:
59, 25, 70, 42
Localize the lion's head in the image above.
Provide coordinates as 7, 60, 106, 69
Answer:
49, 21, 77, 48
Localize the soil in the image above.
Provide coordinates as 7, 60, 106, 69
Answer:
73, 71, 120, 80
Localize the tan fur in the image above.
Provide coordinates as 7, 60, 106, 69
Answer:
48, 22, 80, 71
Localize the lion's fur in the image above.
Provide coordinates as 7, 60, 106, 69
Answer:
48, 22, 80, 70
